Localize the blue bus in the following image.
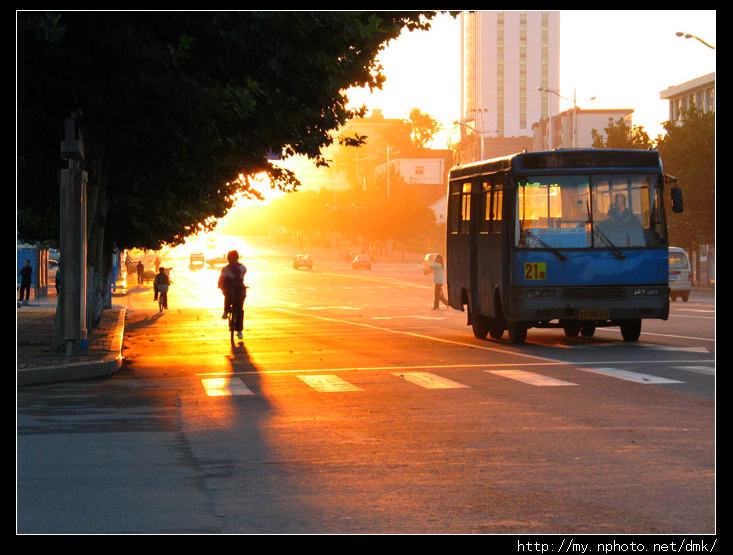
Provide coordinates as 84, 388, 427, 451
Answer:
446, 149, 683, 344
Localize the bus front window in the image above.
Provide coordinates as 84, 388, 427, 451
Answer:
591, 175, 664, 248
517, 176, 591, 248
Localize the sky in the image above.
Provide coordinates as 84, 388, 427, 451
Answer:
238, 10, 716, 203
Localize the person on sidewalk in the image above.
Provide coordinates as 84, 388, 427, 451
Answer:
19, 259, 32, 306
136, 261, 144, 285
428, 254, 450, 310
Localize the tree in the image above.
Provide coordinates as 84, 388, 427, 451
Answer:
18, 11, 440, 335
407, 107, 441, 148
591, 117, 656, 149
656, 108, 715, 256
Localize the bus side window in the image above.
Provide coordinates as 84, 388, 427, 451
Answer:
448, 182, 462, 234
460, 182, 472, 234
492, 184, 503, 232
480, 182, 491, 233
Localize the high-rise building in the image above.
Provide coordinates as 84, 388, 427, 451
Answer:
458, 11, 560, 162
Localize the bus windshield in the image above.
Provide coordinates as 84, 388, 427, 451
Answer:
516, 174, 666, 249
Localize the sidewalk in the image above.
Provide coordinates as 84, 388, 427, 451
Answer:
16, 287, 127, 387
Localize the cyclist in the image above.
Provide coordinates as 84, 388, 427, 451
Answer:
218, 250, 247, 339
153, 266, 171, 310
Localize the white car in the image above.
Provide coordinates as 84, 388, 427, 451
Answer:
669, 246, 692, 302
352, 254, 372, 270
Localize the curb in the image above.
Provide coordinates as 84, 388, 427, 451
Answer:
17, 307, 127, 387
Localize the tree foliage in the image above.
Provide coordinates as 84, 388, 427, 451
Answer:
18, 11, 439, 251
407, 108, 441, 148
656, 109, 715, 250
591, 117, 656, 150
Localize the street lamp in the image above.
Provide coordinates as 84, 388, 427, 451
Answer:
675, 31, 715, 50
537, 86, 596, 148
454, 120, 495, 160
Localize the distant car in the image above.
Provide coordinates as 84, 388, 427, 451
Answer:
422, 253, 441, 275
293, 254, 313, 270
189, 251, 205, 270
48, 259, 59, 271
206, 253, 228, 268
352, 254, 372, 270
669, 246, 692, 302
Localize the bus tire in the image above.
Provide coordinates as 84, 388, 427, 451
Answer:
681, 292, 689, 302
508, 322, 528, 344
563, 324, 580, 338
581, 324, 596, 338
471, 314, 490, 340
620, 319, 642, 342
488, 321, 505, 339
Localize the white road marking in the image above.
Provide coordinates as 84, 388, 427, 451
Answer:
195, 359, 716, 377
303, 306, 360, 310
297, 374, 362, 392
487, 370, 578, 387
373, 315, 446, 320
594, 328, 714, 342
674, 366, 715, 376
640, 345, 710, 353
578, 367, 684, 384
673, 308, 715, 313
393, 372, 469, 389
201, 377, 254, 397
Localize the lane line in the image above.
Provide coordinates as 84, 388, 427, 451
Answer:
201, 377, 254, 397
594, 328, 714, 342
487, 370, 578, 387
273, 308, 562, 364
297, 374, 362, 392
394, 372, 469, 389
195, 359, 716, 377
674, 366, 715, 376
577, 367, 684, 384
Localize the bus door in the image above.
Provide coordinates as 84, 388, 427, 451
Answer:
476, 175, 504, 318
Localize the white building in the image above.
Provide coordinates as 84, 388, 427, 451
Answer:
532, 108, 634, 150
660, 72, 715, 123
459, 11, 560, 162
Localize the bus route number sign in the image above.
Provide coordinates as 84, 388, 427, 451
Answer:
524, 262, 547, 280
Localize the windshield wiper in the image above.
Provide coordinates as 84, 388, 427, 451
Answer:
522, 229, 568, 261
592, 226, 625, 260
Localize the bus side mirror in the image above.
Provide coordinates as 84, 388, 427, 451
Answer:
671, 187, 683, 213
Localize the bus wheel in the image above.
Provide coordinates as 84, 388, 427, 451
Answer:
471, 314, 490, 340
563, 324, 580, 338
681, 292, 690, 302
620, 319, 642, 342
488, 321, 504, 339
508, 322, 528, 344
581, 324, 596, 338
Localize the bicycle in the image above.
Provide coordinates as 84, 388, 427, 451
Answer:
157, 284, 169, 313
225, 286, 247, 344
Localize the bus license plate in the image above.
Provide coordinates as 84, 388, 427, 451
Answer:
579, 309, 609, 321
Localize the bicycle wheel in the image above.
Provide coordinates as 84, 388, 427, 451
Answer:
228, 311, 234, 344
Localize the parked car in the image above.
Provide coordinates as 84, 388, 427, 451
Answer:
422, 253, 441, 275
293, 254, 313, 270
352, 254, 372, 270
189, 251, 205, 270
669, 246, 692, 302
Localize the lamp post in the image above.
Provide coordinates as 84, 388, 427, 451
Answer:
538, 86, 596, 148
454, 120, 493, 161
675, 31, 715, 50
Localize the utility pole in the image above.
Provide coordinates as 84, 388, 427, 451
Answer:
58, 114, 88, 355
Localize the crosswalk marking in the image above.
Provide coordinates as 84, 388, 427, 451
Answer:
674, 366, 715, 376
487, 370, 577, 387
578, 367, 684, 384
393, 372, 469, 389
297, 374, 362, 392
201, 377, 254, 397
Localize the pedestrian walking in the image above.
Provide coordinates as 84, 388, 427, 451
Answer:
136, 261, 144, 285
19, 259, 33, 305
428, 254, 450, 310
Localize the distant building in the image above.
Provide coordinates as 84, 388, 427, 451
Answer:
375, 149, 451, 206
531, 108, 634, 150
659, 72, 715, 123
458, 10, 560, 163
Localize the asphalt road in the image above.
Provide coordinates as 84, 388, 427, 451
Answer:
17, 236, 715, 534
